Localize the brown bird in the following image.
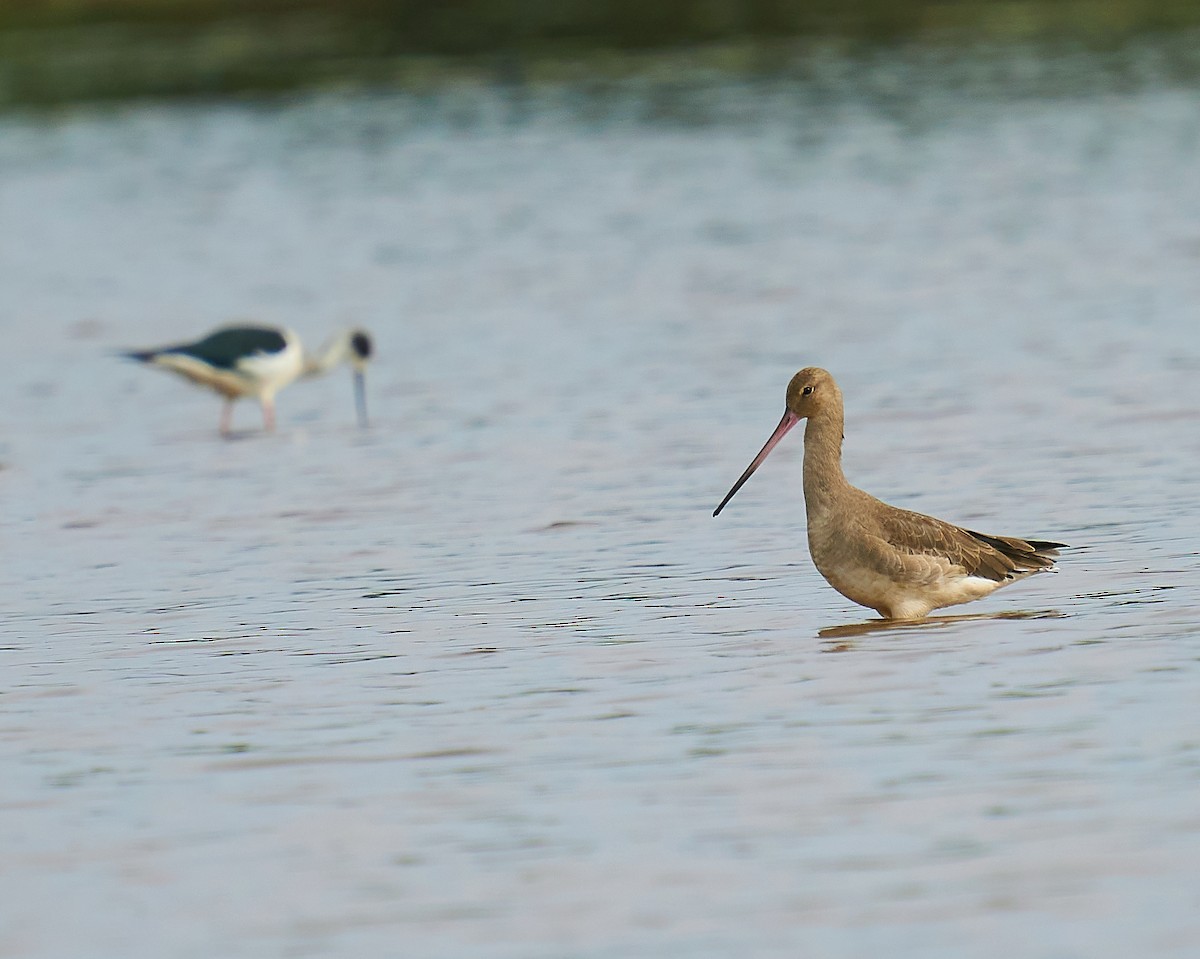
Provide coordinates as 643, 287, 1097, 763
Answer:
714, 368, 1065, 620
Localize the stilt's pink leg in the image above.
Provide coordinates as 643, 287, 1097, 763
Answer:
220, 401, 234, 437
263, 397, 276, 432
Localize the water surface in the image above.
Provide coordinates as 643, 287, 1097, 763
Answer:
3, 47, 1200, 958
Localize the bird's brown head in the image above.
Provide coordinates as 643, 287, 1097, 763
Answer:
784, 367, 838, 419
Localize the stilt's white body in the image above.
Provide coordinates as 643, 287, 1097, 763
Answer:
126, 324, 372, 435
145, 332, 304, 405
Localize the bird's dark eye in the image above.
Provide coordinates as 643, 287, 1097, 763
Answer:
802, 385, 814, 395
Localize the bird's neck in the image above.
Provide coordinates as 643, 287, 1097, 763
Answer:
803, 405, 849, 516
303, 333, 349, 376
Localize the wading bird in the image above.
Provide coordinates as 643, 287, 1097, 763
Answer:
124, 325, 373, 436
713, 368, 1065, 620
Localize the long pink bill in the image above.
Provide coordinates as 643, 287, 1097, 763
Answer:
713, 410, 800, 517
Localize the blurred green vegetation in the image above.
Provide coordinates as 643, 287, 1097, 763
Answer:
3, 0, 1200, 106
8, 0, 1200, 48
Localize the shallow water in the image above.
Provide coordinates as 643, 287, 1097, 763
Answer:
3, 47, 1200, 958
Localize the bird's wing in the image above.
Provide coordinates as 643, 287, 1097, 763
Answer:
168, 327, 287, 370
872, 502, 1060, 582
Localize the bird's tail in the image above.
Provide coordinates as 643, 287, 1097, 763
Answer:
122, 349, 159, 363
967, 531, 1066, 571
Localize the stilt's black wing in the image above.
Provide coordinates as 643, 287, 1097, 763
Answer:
168, 328, 287, 369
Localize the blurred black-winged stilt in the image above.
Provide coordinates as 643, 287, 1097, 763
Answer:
124, 325, 373, 436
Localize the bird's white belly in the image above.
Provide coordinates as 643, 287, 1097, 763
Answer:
809, 528, 1002, 619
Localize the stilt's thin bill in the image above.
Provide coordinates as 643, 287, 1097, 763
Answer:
353, 370, 369, 428
713, 410, 800, 517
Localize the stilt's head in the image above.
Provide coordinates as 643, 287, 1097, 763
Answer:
713, 367, 839, 517
306, 328, 374, 428
348, 330, 373, 373
347, 330, 372, 428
